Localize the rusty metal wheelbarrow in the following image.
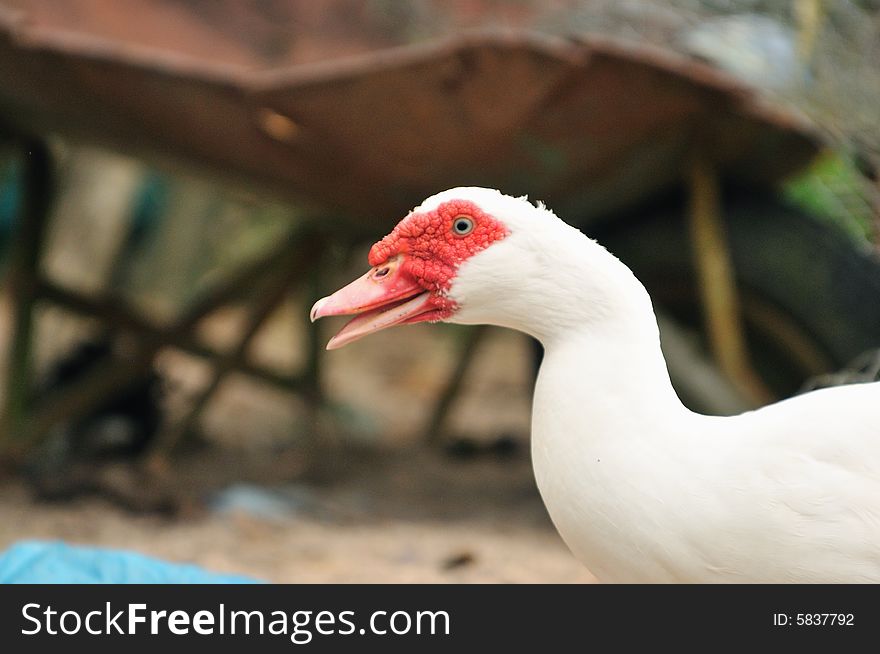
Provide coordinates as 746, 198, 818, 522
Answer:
4, 1, 873, 467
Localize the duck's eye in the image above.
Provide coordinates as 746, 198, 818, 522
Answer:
452, 216, 474, 236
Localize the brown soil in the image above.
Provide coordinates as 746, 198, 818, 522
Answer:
0, 446, 595, 583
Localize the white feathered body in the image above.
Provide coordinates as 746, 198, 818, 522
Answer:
437, 187, 880, 583
534, 340, 880, 583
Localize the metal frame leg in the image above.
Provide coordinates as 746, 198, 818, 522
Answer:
687, 151, 773, 406
424, 325, 487, 444
0, 138, 53, 461
145, 228, 324, 467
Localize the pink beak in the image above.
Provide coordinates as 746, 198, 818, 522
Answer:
310, 255, 432, 349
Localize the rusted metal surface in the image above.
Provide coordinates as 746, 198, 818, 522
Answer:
0, 1, 821, 228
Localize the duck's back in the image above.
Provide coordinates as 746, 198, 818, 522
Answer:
703, 381, 880, 582
533, 370, 880, 582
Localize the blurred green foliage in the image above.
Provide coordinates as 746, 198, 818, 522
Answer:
783, 150, 875, 245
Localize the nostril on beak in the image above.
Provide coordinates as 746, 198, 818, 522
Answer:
373, 267, 390, 279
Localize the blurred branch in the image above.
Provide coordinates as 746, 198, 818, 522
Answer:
795, 0, 825, 65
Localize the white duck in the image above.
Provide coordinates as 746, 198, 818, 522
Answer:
311, 187, 880, 583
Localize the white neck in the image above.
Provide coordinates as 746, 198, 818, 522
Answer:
439, 195, 722, 580
448, 213, 687, 422
450, 221, 702, 581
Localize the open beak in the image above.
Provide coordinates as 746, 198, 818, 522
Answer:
310, 255, 431, 349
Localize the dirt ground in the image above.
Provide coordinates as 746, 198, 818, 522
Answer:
0, 445, 595, 583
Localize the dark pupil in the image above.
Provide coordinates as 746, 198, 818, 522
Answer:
456, 220, 469, 232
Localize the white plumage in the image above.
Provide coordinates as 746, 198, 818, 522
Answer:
319, 187, 880, 583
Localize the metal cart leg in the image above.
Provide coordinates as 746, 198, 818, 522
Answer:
0, 138, 53, 461
301, 250, 326, 443
424, 325, 487, 444
687, 151, 773, 406
146, 229, 324, 467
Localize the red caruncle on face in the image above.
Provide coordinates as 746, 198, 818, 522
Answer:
367, 200, 509, 319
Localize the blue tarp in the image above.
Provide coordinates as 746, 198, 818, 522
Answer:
0, 541, 259, 584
